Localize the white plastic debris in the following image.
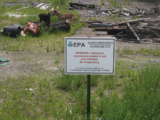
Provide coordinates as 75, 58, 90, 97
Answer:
8, 13, 27, 17
40, 4, 52, 10
101, 12, 109, 16
21, 31, 26, 37
50, 8, 54, 11
102, 12, 106, 15
35, 3, 52, 10
70, 110, 72, 114
121, 12, 130, 17
29, 88, 33, 91
36, 3, 45, 8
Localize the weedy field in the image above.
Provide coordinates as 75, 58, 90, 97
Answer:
0, 0, 160, 120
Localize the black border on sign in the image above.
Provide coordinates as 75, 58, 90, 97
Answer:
65, 37, 116, 75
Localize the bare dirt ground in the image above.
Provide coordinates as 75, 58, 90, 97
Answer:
0, 51, 64, 80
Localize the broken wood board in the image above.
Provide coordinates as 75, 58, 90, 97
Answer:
127, 22, 140, 41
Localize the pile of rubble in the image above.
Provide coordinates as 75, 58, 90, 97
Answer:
85, 7, 160, 17
88, 18, 160, 43
69, 2, 160, 18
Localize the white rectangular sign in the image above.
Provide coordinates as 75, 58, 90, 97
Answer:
65, 37, 116, 74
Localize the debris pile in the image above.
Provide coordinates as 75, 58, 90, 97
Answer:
85, 7, 160, 17
89, 18, 160, 43
70, 2, 160, 18
2, 10, 74, 37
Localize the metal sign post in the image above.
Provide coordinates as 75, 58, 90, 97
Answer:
65, 37, 116, 119
87, 75, 91, 120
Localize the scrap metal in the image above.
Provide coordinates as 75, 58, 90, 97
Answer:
24, 22, 40, 36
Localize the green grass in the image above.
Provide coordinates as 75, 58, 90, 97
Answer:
118, 47, 160, 56
108, 0, 123, 8
101, 65, 160, 119
50, 16, 60, 23
0, 56, 160, 119
101, 0, 105, 5
131, 15, 142, 20
123, 47, 134, 55
106, 14, 126, 22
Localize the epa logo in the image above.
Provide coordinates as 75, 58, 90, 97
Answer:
68, 41, 73, 47
68, 41, 85, 47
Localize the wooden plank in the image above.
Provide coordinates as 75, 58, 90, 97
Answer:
79, 20, 103, 24
95, 27, 126, 31
143, 26, 160, 31
92, 23, 113, 28
150, 30, 160, 38
126, 22, 140, 41
118, 19, 144, 25
116, 34, 128, 38
114, 31, 123, 37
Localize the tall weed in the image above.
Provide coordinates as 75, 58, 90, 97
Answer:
98, 65, 160, 119
54, 67, 73, 91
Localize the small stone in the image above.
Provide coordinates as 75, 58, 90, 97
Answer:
150, 59, 160, 63
70, 110, 72, 114
29, 88, 33, 91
